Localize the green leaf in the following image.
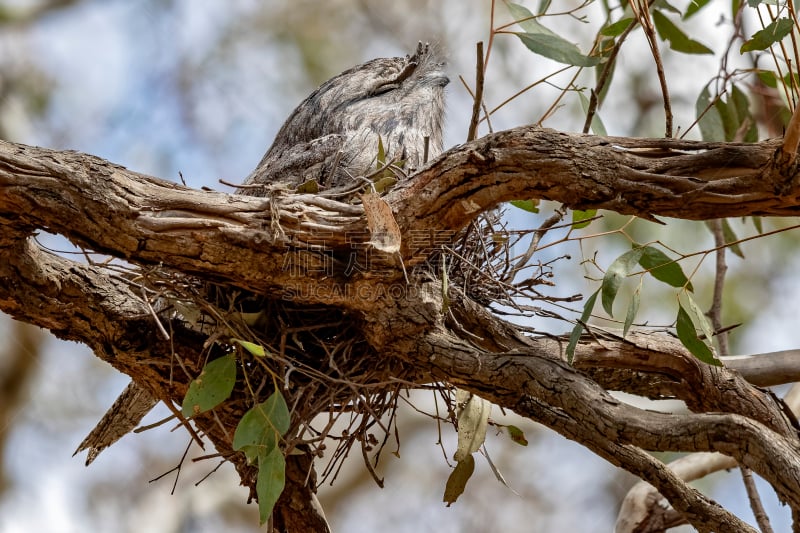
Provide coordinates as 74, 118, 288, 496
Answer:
578, 92, 607, 136
685, 292, 714, 344
751, 216, 763, 234
506, 4, 600, 66
443, 454, 475, 506
651, 10, 713, 54
571, 208, 597, 229
233, 338, 267, 357
720, 219, 744, 258
506, 1, 551, 33
233, 392, 291, 463
741, 18, 793, 52
602, 248, 645, 316
708, 84, 756, 143
684, 0, 711, 18
637, 245, 692, 290
566, 289, 599, 363
372, 176, 397, 193
623, 288, 640, 337
676, 304, 720, 365
655, 0, 682, 15
509, 199, 540, 213
514, 32, 601, 66
696, 85, 725, 142
376, 135, 386, 168
714, 95, 738, 142
730, 84, 758, 142
181, 354, 237, 418
506, 425, 529, 446
757, 69, 778, 88
256, 447, 286, 525
600, 17, 635, 37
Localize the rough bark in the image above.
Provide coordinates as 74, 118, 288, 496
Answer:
2, 128, 800, 531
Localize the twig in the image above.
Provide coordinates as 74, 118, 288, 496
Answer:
583, 18, 639, 134
631, 0, 673, 137
149, 437, 193, 495
467, 41, 485, 142
506, 210, 564, 283
741, 466, 774, 533
707, 220, 729, 356
141, 287, 170, 341
133, 413, 176, 433
163, 399, 205, 450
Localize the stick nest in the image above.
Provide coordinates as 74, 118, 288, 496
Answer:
126, 206, 564, 487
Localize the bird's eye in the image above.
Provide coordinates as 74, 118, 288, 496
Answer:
370, 82, 399, 96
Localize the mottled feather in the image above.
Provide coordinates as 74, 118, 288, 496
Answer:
244, 42, 448, 191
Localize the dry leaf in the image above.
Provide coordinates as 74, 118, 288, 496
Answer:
360, 192, 401, 253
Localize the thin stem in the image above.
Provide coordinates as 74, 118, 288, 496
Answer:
468, 41, 485, 142
583, 18, 639, 133
631, 0, 673, 137
740, 466, 774, 533
707, 220, 729, 355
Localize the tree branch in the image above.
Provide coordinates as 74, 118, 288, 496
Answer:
405, 330, 799, 530
3, 129, 800, 530
2, 129, 799, 306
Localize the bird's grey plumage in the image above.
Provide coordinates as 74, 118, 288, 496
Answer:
73, 381, 157, 465
74, 43, 448, 465
244, 42, 448, 191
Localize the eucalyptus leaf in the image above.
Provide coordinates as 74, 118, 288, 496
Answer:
506, 425, 529, 446
720, 219, 744, 258
623, 288, 640, 337
515, 32, 601, 67
578, 92, 607, 136
181, 354, 237, 417
637, 245, 692, 290
454, 389, 491, 462
684, 0, 711, 19
443, 454, 476, 506
602, 247, 645, 316
676, 304, 720, 365
566, 289, 599, 362
572, 208, 598, 229
256, 447, 286, 525
233, 338, 267, 357
741, 18, 793, 52
652, 10, 713, 54
600, 17, 635, 37
685, 292, 714, 343
696, 85, 725, 142
233, 392, 291, 463
506, 3, 600, 66
509, 199, 540, 213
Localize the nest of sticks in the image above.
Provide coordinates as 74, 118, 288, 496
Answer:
123, 204, 570, 486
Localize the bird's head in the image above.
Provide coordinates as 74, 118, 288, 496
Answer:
270, 43, 449, 170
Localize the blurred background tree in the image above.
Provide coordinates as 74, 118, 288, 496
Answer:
1, 1, 797, 531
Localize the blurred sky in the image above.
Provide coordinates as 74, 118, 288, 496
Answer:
1, 1, 798, 531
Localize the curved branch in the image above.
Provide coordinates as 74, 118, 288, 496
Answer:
381, 324, 800, 521
4, 129, 800, 530
1, 129, 798, 308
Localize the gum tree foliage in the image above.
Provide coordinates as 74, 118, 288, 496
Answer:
3, 1, 800, 532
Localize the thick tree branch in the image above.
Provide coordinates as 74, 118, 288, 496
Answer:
2, 128, 799, 308
3, 129, 800, 530
403, 330, 800, 528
